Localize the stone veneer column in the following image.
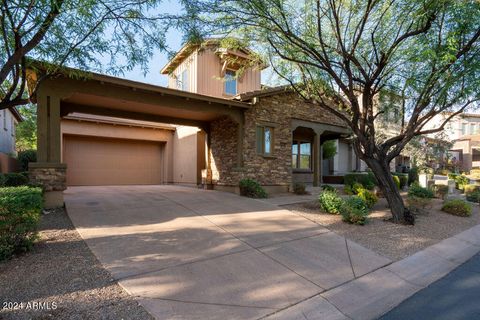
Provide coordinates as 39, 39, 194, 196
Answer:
31, 90, 67, 208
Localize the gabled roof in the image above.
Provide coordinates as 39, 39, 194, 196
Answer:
160, 38, 267, 75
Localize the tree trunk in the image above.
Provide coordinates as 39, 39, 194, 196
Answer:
365, 158, 415, 225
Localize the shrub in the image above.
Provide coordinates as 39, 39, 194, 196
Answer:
436, 169, 450, 176
408, 167, 419, 186
470, 168, 480, 177
408, 183, 434, 198
321, 185, 336, 192
392, 173, 408, 189
344, 173, 376, 189
0, 173, 29, 187
340, 196, 369, 225
343, 185, 354, 195
441, 199, 472, 217
318, 190, 344, 214
463, 184, 479, 195
352, 182, 364, 194
357, 188, 378, 208
17, 150, 37, 172
0, 187, 43, 261
293, 182, 308, 195
239, 179, 268, 198
466, 190, 480, 203
447, 173, 458, 180
453, 175, 469, 190
406, 196, 432, 214
433, 184, 449, 199
392, 175, 400, 189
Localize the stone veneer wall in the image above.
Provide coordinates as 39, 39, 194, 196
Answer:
29, 166, 67, 192
209, 92, 347, 187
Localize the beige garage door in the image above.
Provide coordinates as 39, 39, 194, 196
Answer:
64, 135, 164, 186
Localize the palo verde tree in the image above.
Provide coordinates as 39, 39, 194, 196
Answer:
185, 0, 480, 224
1, 0, 169, 110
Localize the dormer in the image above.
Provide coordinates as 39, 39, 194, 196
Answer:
160, 39, 266, 98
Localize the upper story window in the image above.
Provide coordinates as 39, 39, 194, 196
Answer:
470, 123, 477, 135
462, 123, 468, 135
176, 69, 189, 91
224, 70, 237, 95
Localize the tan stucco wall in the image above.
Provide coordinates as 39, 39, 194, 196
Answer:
172, 126, 205, 185
61, 119, 175, 183
452, 139, 472, 171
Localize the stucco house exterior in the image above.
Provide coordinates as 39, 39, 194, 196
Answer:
0, 107, 22, 173
28, 40, 350, 207
424, 112, 480, 171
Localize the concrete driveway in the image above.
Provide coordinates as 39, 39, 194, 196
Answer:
65, 185, 391, 319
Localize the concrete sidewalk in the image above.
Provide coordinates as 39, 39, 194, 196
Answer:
267, 224, 480, 320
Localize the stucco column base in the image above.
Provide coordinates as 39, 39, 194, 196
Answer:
29, 162, 67, 209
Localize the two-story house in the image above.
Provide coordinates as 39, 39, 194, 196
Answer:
28, 39, 351, 206
0, 107, 23, 173
424, 112, 480, 171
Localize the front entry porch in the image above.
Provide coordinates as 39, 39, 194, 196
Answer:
291, 119, 350, 187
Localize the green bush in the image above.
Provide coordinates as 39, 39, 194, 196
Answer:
352, 182, 363, 194
0, 187, 43, 261
392, 173, 408, 189
408, 183, 434, 198
441, 199, 472, 217
0, 173, 29, 187
293, 182, 308, 195
463, 184, 479, 194
408, 167, 419, 186
344, 172, 376, 190
344, 185, 354, 195
436, 169, 450, 176
357, 188, 378, 208
466, 190, 480, 203
17, 150, 37, 172
318, 190, 344, 214
321, 185, 336, 192
447, 173, 458, 180
340, 196, 369, 225
392, 175, 400, 189
433, 184, 449, 199
239, 179, 268, 198
453, 175, 469, 190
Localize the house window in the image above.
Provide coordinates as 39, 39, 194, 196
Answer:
292, 141, 312, 170
462, 123, 468, 135
176, 69, 189, 91
256, 125, 274, 156
470, 123, 476, 135
224, 70, 237, 95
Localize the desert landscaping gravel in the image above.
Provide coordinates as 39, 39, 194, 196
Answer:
0, 208, 153, 320
285, 197, 480, 261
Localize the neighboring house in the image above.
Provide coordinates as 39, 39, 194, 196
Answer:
28, 39, 350, 207
424, 112, 480, 171
0, 107, 22, 173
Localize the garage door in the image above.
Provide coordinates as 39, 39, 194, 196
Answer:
64, 135, 164, 186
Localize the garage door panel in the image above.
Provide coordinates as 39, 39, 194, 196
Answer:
64, 136, 164, 186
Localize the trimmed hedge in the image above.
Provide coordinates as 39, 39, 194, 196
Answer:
239, 179, 268, 198
0, 187, 43, 261
442, 199, 472, 217
0, 172, 29, 187
408, 167, 419, 186
408, 183, 434, 198
344, 172, 376, 190
392, 173, 408, 189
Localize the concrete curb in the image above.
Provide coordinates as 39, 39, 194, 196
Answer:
266, 224, 480, 320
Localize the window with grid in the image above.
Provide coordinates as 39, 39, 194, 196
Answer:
292, 141, 312, 170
